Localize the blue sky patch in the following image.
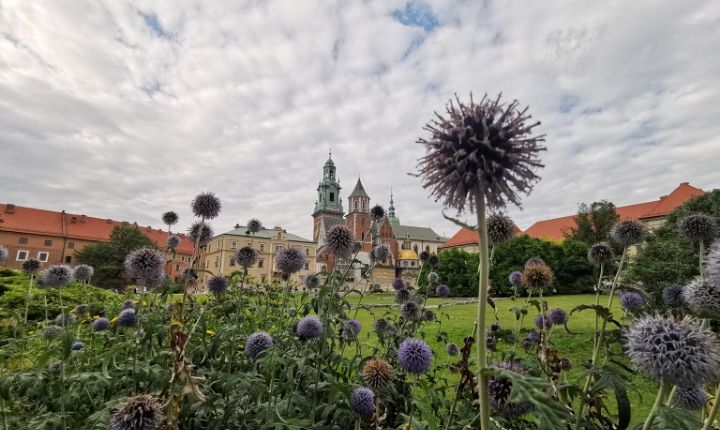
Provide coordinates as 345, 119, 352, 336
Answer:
140, 12, 170, 39
559, 95, 580, 113
392, 1, 439, 33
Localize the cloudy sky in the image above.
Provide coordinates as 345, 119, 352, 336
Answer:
1, 1, 718, 240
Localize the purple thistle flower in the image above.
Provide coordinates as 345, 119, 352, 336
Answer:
234, 246, 258, 269
671, 386, 708, 410
188, 221, 213, 246
122, 300, 135, 310
486, 336, 497, 351
22, 258, 41, 274
325, 224, 355, 259
522, 339, 532, 350
489, 361, 534, 418
490, 322, 501, 332
611, 220, 646, 247
73, 265, 94, 282
275, 247, 306, 275
245, 331, 273, 359
71, 341, 86, 351
166, 235, 181, 248
620, 291, 645, 312
683, 277, 720, 317
397, 338, 433, 375
678, 214, 717, 242
207, 276, 229, 294
549, 308, 567, 325
297, 315, 323, 341
435, 284, 450, 297
343, 319, 362, 338
534, 314, 552, 330
191, 192, 221, 219
370, 244, 390, 262
446, 343, 459, 356
92, 317, 110, 332
247, 218, 263, 234
392, 278, 406, 291
428, 254, 440, 268
508, 271, 522, 286
118, 308, 137, 328
527, 331, 540, 344
374, 318, 391, 334
124, 249, 165, 282
303, 274, 320, 289
162, 211, 179, 226
350, 387, 375, 417
401, 302, 420, 321
395, 289, 411, 304
40, 265, 74, 288
419, 250, 430, 262
588, 242, 614, 265
663, 284, 685, 307
370, 205, 385, 222
525, 257, 545, 267
487, 213, 515, 245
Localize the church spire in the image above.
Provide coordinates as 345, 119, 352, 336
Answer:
388, 187, 400, 225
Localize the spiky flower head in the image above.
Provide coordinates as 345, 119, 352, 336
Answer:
392, 277, 406, 291
303, 273, 320, 289
370, 205, 385, 222
118, 308, 137, 328
73, 264, 94, 282
43, 325, 63, 339
671, 386, 708, 410
548, 308, 567, 325
362, 359, 395, 392
611, 220, 646, 247
22, 258, 41, 274
419, 250, 430, 262
122, 300, 135, 310
395, 289, 411, 304
683, 277, 720, 317
489, 361, 534, 418
229, 247, 256, 270
188, 221, 213, 246
0, 246, 7, 262
343, 319, 362, 338
71, 341, 86, 351
491, 322, 501, 332
486, 336, 497, 351
446, 343, 459, 356
626, 315, 720, 385
55, 313, 76, 326
425, 256, 439, 269
401, 302, 420, 321
663, 284, 685, 308
325, 224, 355, 259
620, 291, 645, 312
588, 242, 614, 265
245, 331, 273, 359
487, 213, 515, 245
48, 361, 63, 375
40, 265, 74, 287
207, 276, 229, 294
534, 314, 552, 330
93, 317, 110, 332
397, 338, 433, 375
350, 387, 375, 417
161, 211, 178, 227
180, 268, 198, 286
275, 247, 306, 275
297, 315, 323, 341
422, 309, 436, 321
247, 218, 263, 234
525, 257, 545, 267
435, 284, 450, 297
74, 304, 89, 317
124, 249, 165, 282
417, 93, 545, 211
679, 214, 717, 242
370, 244, 390, 262
374, 318, 391, 334
508, 271, 522, 286
191, 192, 221, 219
427, 272, 439, 284
110, 394, 164, 430
166, 235, 181, 248
558, 358, 572, 371
527, 331, 540, 344
522, 263, 554, 292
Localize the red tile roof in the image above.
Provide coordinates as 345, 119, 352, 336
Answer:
439, 222, 521, 249
0, 204, 194, 254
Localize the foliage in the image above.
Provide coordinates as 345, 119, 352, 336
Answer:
570, 200, 619, 245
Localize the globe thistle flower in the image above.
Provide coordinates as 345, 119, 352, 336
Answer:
435, 284, 450, 297
118, 308, 138, 328
48, 361, 63, 375
427, 272, 439, 284
73, 264, 94, 282
422, 309, 436, 321
191, 192, 221, 219
0, 246, 7, 262
370, 205, 385, 222
122, 300, 135, 310
162, 211, 179, 227
397, 338, 433, 375
678, 214, 717, 242
43, 325, 63, 339
395, 289, 411, 304
207, 276, 229, 294
626, 315, 720, 385
588, 242, 614, 265
374, 318, 391, 334
487, 214, 515, 245
93, 317, 110, 332
362, 359, 395, 392
350, 387, 375, 417
180, 268, 199, 286
303, 273, 320, 289
22, 258, 41, 274
110, 394, 164, 430
55, 313, 76, 326
683, 277, 720, 317
489, 361, 534, 418
275, 247, 306, 275
419, 250, 430, 262
297, 315, 323, 341
549, 308, 567, 325
428, 254, 440, 268
74, 304, 89, 317
558, 357, 572, 371
446, 343, 459, 356
245, 331, 273, 359
663, 284, 685, 308
124, 249, 165, 282
490, 322, 501, 332
417, 93, 545, 211
40, 265, 74, 287
166, 235, 181, 248
247, 218, 263, 234
620, 291, 645, 312
325, 224, 355, 258
671, 386, 708, 410
343, 319, 362, 338
534, 314, 552, 330
370, 244, 390, 262
486, 336, 497, 351
71, 341, 86, 351
527, 331, 540, 344
611, 220, 646, 247
392, 278, 406, 291
508, 271, 522, 286
521, 339, 532, 351
188, 221, 213, 246
525, 257, 545, 267
522, 263, 554, 292
401, 302, 420, 321
288, 307, 297, 317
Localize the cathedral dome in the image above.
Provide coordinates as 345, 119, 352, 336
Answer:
397, 249, 419, 261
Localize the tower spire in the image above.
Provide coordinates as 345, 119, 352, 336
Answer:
388, 187, 400, 225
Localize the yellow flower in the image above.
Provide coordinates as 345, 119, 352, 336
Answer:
27, 331, 34, 335
206, 329, 215, 336
401, 424, 415, 430
142, 301, 148, 306
110, 317, 118, 324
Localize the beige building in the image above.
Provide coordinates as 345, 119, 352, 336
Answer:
200, 225, 316, 288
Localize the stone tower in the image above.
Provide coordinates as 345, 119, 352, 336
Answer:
346, 177, 371, 249
312, 151, 344, 243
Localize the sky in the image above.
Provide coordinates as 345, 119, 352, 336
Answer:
1, 0, 719, 240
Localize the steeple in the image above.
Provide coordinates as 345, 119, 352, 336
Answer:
348, 177, 370, 213
388, 187, 400, 225
313, 151, 344, 217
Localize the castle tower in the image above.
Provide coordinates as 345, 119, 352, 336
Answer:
346, 177, 371, 248
312, 151, 344, 244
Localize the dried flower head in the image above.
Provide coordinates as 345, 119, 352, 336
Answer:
549, 308, 567, 325
508, 271, 522, 286
683, 277, 720, 317
275, 247, 306, 275
620, 291, 645, 312
525, 257, 545, 267
534, 314, 552, 330
124, 249, 165, 282
487, 214, 515, 245
419, 250, 430, 262
446, 343, 459, 356
245, 331, 273, 359
626, 315, 720, 385
343, 319, 362, 338
55, 313, 76, 326
40, 265, 74, 288
188, 221, 213, 246
417, 93, 545, 211
191, 192, 221, 219
43, 325, 63, 339
671, 386, 708, 410
166, 235, 181, 248
350, 387, 375, 417
611, 220, 646, 247
427, 272, 439, 284
122, 300, 135, 310
325, 224, 356, 259
392, 277, 406, 291
588, 242, 614, 265
247, 218, 263, 234
110, 394, 164, 430
93, 317, 110, 332
435, 284, 450, 297
678, 214, 717, 242
522, 263, 554, 292
370, 244, 390, 262
297, 315, 323, 341
304, 273, 320, 289
370, 205, 385, 222
397, 338, 433, 375
374, 318, 391, 334
428, 254, 440, 268
362, 359, 395, 392
395, 289, 411, 304
118, 308, 137, 328
73, 264, 94, 282
71, 341, 86, 351
663, 284, 685, 308
22, 258, 41, 274
489, 361, 534, 418
401, 302, 420, 321
207, 276, 229, 294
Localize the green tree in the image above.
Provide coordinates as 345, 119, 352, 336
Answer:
76, 225, 157, 289
570, 200, 618, 244
431, 248, 479, 297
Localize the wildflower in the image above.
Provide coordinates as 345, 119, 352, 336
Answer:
109, 394, 164, 430
534, 314, 552, 330
428, 255, 440, 268
446, 343, 459, 356
162, 211, 179, 226
245, 332, 273, 359
419, 251, 429, 262
683, 277, 720, 317
166, 235, 181, 248
124, 249, 165, 282
587, 242, 614, 265
558, 358, 572, 371
401, 302, 420, 321
288, 307, 297, 317
43, 325, 63, 339
48, 361, 63, 375
662, 284, 685, 307
395, 289, 411, 304
188, 221, 213, 246
527, 331, 540, 344
92, 317, 110, 332
362, 359, 395, 392
392, 277, 406, 291
422, 309, 436, 321
275, 247, 306, 275
549, 308, 567, 325
303, 273, 320, 289
55, 313, 76, 326
374, 318, 391, 334
122, 300, 135, 310
296, 315, 323, 341
487, 214, 515, 245
247, 218, 263, 234
22, 258, 41, 274
204, 329, 214, 336
626, 315, 720, 385
397, 338, 433, 375
427, 272, 439, 284
521, 339, 532, 351
234, 246, 258, 269
118, 308, 138, 328
620, 291, 645, 312
370, 244, 390, 262
343, 319, 361, 338
671, 386, 708, 410
350, 387, 375, 417
435, 284, 450, 297
370, 205, 385, 222
325, 224, 355, 258
39, 265, 74, 287
191, 192, 221, 219
489, 361, 534, 418
73, 265, 94, 282
486, 336, 497, 351
611, 220, 646, 247
508, 271, 522, 286
522, 263, 554, 292
180, 268, 198, 285
71, 341, 86, 351
490, 322, 501, 332
678, 214, 717, 242
207, 276, 229, 294
416, 93, 545, 210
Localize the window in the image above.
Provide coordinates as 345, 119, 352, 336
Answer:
16, 250, 28, 261
65, 256, 72, 263
304, 262, 309, 270
230, 258, 236, 266
231, 240, 237, 249
176, 264, 180, 271
258, 259, 264, 268
330, 192, 334, 202
275, 245, 282, 252
68, 242, 75, 249
305, 248, 310, 256
426, 246, 430, 252
403, 261, 408, 267
411, 261, 416, 267
261, 275, 267, 283
259, 244, 264, 252
19, 237, 28, 244
354, 201, 358, 210
44, 239, 53, 246
362, 200, 366, 210
37, 251, 49, 262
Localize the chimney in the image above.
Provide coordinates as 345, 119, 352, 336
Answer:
4, 204, 15, 214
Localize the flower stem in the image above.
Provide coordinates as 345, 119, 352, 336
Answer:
699, 240, 705, 279
592, 264, 604, 347
24, 274, 34, 326
643, 380, 670, 430
702, 383, 720, 430
474, 191, 491, 430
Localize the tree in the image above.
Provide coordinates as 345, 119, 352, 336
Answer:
76, 225, 157, 289
569, 200, 618, 244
